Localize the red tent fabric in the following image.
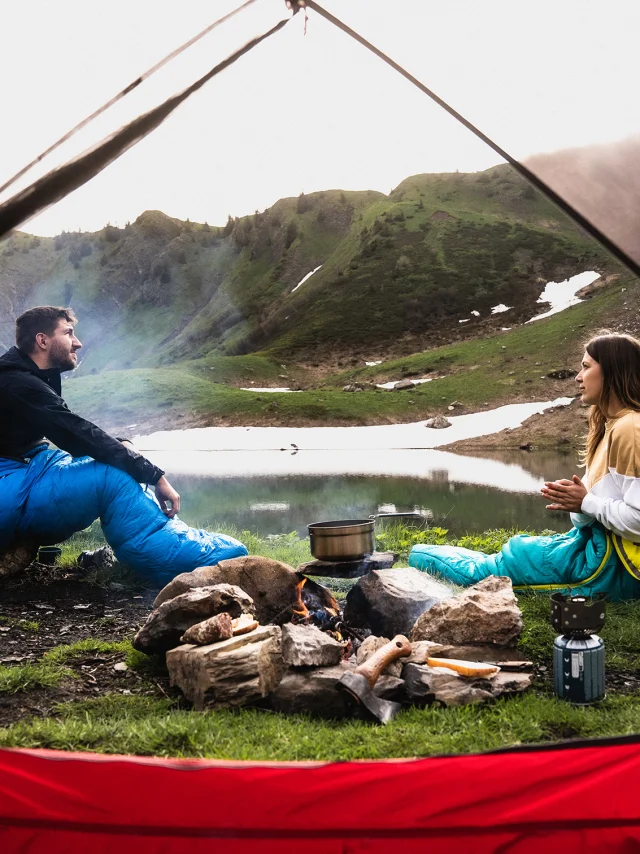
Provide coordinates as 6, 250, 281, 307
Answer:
1, 738, 640, 852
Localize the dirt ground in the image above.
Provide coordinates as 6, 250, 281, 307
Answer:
0, 564, 175, 728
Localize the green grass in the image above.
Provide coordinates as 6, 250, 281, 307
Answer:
2, 690, 640, 759
3, 524, 639, 758
60, 272, 637, 430
0, 663, 73, 694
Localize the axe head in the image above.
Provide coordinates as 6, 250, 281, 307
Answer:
337, 670, 402, 725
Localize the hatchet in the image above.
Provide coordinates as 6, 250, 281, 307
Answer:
337, 634, 412, 724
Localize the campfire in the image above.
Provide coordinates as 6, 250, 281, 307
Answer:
133, 556, 532, 721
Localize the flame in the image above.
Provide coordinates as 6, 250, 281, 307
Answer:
292, 577, 309, 618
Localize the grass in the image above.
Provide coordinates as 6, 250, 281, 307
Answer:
2, 690, 640, 759
59, 272, 638, 430
1, 524, 639, 758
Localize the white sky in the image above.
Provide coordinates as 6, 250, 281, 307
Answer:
2, 0, 640, 236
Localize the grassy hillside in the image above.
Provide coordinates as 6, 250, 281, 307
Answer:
63, 271, 639, 432
1, 164, 619, 376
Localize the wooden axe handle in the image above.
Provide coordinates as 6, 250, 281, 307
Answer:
356, 635, 412, 687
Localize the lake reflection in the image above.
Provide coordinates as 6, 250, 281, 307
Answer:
162, 449, 580, 538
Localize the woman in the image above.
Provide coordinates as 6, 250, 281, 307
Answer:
409, 332, 640, 599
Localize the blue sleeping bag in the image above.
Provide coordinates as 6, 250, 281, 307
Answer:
0, 446, 247, 585
409, 522, 640, 600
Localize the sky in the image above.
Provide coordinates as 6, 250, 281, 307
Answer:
2, 0, 640, 236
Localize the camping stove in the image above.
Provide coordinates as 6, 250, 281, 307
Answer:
550, 593, 606, 705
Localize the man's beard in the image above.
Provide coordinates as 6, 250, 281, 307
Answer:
49, 341, 77, 372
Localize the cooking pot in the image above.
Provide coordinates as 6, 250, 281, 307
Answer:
308, 519, 375, 562
308, 512, 431, 562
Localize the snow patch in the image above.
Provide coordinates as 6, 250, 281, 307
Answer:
292, 264, 322, 293
365, 360, 383, 366
471, 310, 480, 317
526, 271, 600, 323
491, 304, 512, 314
376, 377, 441, 390
459, 318, 470, 323
240, 387, 302, 393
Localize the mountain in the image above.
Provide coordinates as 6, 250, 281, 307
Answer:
0, 164, 617, 376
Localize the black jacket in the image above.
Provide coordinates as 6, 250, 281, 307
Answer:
0, 346, 164, 484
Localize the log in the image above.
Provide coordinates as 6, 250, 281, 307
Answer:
166, 625, 283, 710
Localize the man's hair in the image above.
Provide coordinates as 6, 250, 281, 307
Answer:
15, 306, 78, 353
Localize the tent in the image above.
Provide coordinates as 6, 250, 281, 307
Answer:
1, 2, 640, 849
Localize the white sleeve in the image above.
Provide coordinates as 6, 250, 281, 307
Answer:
581, 473, 640, 541
570, 511, 595, 529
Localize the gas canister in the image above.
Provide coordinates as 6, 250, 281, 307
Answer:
550, 593, 606, 705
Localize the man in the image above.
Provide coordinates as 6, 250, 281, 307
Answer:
0, 306, 247, 583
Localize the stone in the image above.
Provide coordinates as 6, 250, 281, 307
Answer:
430, 644, 529, 663
356, 635, 404, 678
153, 556, 301, 624
281, 623, 345, 667
409, 576, 523, 647
0, 540, 38, 580
180, 612, 233, 645
406, 640, 446, 664
374, 675, 406, 702
344, 568, 453, 637
133, 584, 254, 654
343, 384, 364, 392
166, 625, 283, 710
547, 369, 577, 380
269, 662, 355, 718
393, 379, 414, 390
403, 662, 531, 707
424, 415, 451, 429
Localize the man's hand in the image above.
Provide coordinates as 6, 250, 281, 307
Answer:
541, 475, 588, 513
155, 475, 181, 518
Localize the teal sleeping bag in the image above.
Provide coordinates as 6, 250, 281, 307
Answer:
409, 522, 640, 600
0, 446, 247, 585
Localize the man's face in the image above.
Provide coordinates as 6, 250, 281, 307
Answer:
47, 319, 82, 371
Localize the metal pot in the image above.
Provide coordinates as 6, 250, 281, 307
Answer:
308, 519, 375, 562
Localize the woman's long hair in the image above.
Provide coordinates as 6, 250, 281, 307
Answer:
583, 332, 640, 465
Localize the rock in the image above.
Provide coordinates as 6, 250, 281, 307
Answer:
406, 640, 446, 664
409, 576, 523, 647
374, 675, 406, 701
547, 369, 577, 380
281, 623, 345, 667
0, 540, 38, 580
393, 379, 414, 390
403, 662, 531, 706
133, 584, 254, 654
424, 415, 451, 429
166, 625, 283, 710
429, 644, 528, 663
269, 662, 354, 718
344, 568, 453, 637
153, 556, 301, 624
519, 443, 534, 451
180, 612, 233, 645
343, 384, 364, 392
356, 635, 403, 678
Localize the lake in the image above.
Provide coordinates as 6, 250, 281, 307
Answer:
136, 398, 581, 538
150, 448, 579, 538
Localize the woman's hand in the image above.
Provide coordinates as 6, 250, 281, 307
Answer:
541, 475, 588, 513
155, 475, 181, 518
